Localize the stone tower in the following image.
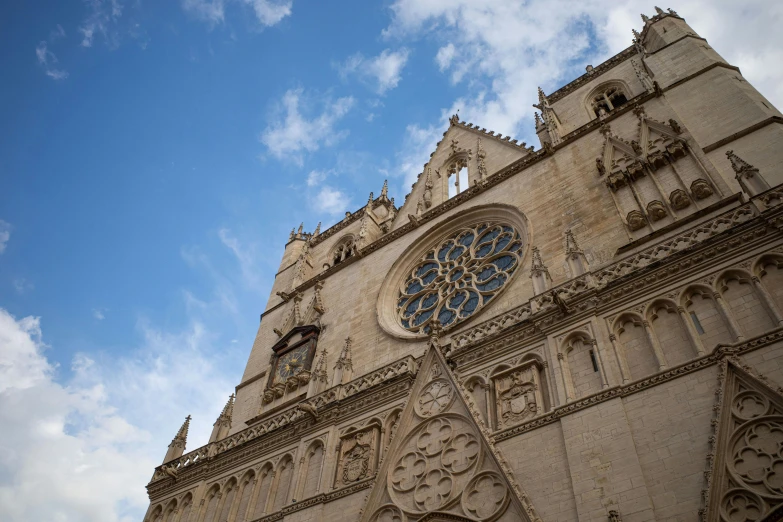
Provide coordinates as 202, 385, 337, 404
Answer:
143, 8, 783, 522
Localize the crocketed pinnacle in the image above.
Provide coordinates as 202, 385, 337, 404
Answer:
215, 394, 234, 425
726, 150, 757, 175
565, 229, 583, 254
530, 247, 549, 273
173, 415, 191, 444
380, 180, 388, 199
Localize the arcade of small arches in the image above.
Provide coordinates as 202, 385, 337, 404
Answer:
461, 253, 783, 432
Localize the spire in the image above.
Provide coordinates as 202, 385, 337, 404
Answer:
380, 179, 388, 200
163, 415, 191, 463
537, 86, 547, 106
530, 246, 552, 295
332, 337, 353, 386
209, 394, 234, 443
307, 346, 329, 397
534, 112, 543, 128
565, 229, 582, 254
641, 13, 650, 23
296, 222, 304, 239
289, 228, 296, 241
654, 6, 664, 15
726, 150, 770, 197
313, 222, 321, 236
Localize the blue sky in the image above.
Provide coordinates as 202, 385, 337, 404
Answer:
1, 1, 781, 520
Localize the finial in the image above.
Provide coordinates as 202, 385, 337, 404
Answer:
537, 86, 547, 104
641, 13, 650, 23
654, 6, 664, 15
534, 112, 542, 126
565, 229, 583, 254
725, 150, 755, 174
531, 247, 546, 270
289, 228, 295, 241
367, 191, 374, 206
313, 222, 321, 236
449, 113, 459, 126
668, 8, 679, 16
390, 197, 396, 208
380, 179, 388, 199
179, 415, 191, 437
296, 222, 304, 238
632, 28, 642, 40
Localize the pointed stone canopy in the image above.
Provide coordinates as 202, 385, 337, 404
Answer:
163, 415, 191, 464
380, 180, 389, 200
702, 360, 783, 521
313, 222, 321, 236
726, 150, 758, 175
359, 345, 540, 522
209, 394, 234, 443
564, 229, 582, 254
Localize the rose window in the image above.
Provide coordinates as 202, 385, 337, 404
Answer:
397, 222, 524, 333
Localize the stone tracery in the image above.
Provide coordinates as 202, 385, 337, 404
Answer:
396, 222, 525, 334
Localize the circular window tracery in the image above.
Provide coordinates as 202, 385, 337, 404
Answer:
396, 222, 524, 334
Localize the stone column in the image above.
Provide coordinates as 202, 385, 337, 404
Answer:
714, 292, 745, 341
752, 276, 783, 325
642, 320, 668, 371
591, 339, 609, 389
608, 333, 631, 383
557, 352, 575, 401
678, 306, 706, 356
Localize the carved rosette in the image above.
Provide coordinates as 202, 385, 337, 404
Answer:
388, 414, 482, 516
415, 380, 456, 418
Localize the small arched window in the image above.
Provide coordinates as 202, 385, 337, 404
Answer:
588, 83, 630, 118
331, 236, 356, 266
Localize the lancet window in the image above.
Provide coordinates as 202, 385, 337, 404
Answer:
331, 236, 356, 266
447, 157, 469, 198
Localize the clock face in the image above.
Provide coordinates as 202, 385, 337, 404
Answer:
275, 344, 311, 381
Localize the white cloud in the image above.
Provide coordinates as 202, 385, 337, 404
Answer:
50, 24, 66, 41
241, 0, 292, 26
182, 0, 292, 27
338, 48, 410, 94
12, 279, 34, 295
0, 304, 241, 522
383, 0, 783, 142
92, 308, 106, 320
435, 43, 455, 71
218, 228, 263, 289
0, 220, 9, 253
35, 42, 68, 80
306, 169, 328, 187
260, 88, 355, 165
394, 123, 442, 193
312, 186, 351, 216
79, 0, 124, 48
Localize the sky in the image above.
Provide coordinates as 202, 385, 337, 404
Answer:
0, 0, 781, 520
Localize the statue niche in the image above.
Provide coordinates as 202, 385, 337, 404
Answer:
492, 360, 545, 429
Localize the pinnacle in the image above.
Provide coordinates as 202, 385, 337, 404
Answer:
175, 415, 191, 441
565, 229, 582, 254
531, 246, 547, 270
726, 150, 756, 174
380, 179, 388, 199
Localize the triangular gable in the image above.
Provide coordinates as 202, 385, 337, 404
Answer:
273, 282, 325, 338
703, 359, 783, 521
392, 120, 530, 231
359, 345, 540, 522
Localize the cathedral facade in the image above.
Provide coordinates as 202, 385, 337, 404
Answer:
144, 8, 783, 522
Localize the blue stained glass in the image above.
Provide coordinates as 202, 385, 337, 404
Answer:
476, 243, 493, 258
437, 241, 454, 262
406, 296, 423, 314
449, 269, 464, 281
402, 319, 410, 328
492, 255, 516, 270
413, 309, 434, 326
448, 246, 465, 260
478, 228, 500, 243
425, 252, 435, 260
494, 235, 511, 253
449, 292, 466, 308
438, 308, 456, 325
398, 297, 407, 308
462, 292, 479, 315
421, 271, 438, 285
406, 280, 423, 294
416, 262, 438, 277
477, 274, 507, 291
458, 232, 475, 247
477, 265, 497, 282
422, 293, 438, 309
502, 226, 514, 233
509, 242, 522, 252
477, 224, 488, 233
483, 293, 495, 304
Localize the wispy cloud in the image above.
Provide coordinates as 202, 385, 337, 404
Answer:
181, 0, 293, 27
0, 221, 10, 253
12, 279, 34, 295
35, 42, 68, 80
260, 88, 355, 165
92, 308, 107, 320
217, 228, 263, 289
79, 0, 124, 48
312, 186, 351, 216
338, 48, 411, 95
306, 169, 328, 187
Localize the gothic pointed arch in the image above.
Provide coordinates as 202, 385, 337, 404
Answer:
584, 80, 632, 119
359, 346, 540, 522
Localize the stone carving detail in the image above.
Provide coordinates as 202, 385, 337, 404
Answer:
462, 471, 509, 520
493, 362, 543, 428
626, 210, 647, 231
670, 189, 691, 210
397, 222, 525, 334
337, 425, 380, 487
416, 380, 455, 418
704, 362, 783, 521
647, 200, 667, 221
388, 414, 481, 516
692, 178, 715, 200
369, 504, 404, 522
